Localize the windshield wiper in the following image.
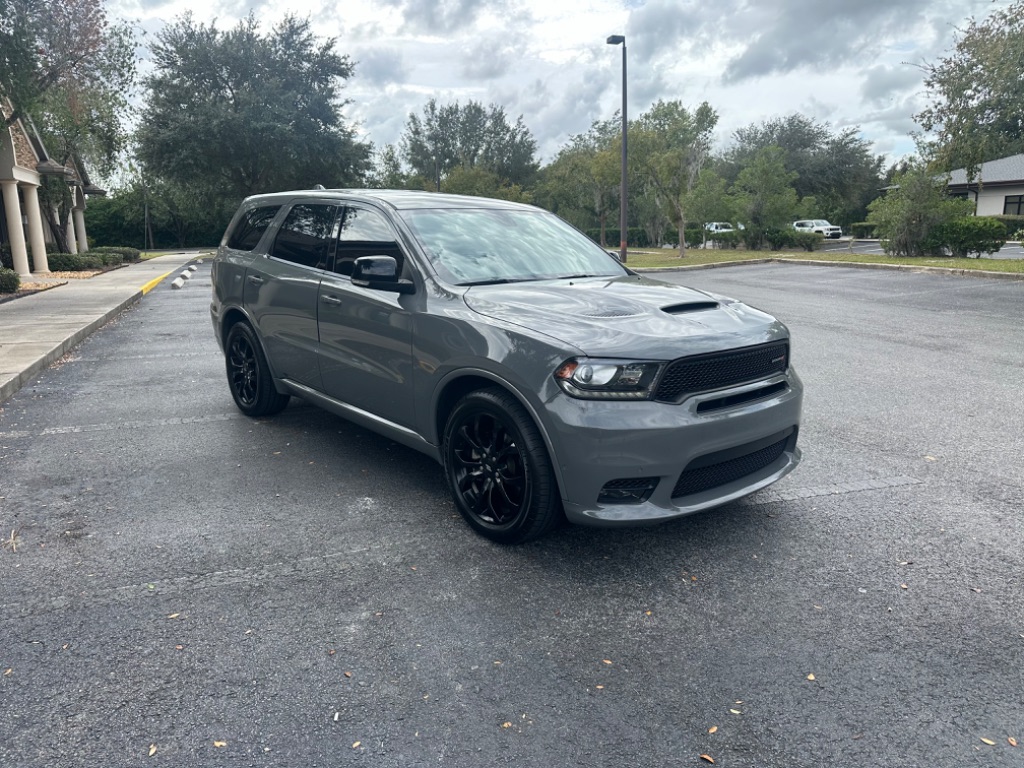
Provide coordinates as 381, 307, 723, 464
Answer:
459, 277, 528, 287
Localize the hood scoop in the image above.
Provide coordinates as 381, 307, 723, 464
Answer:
661, 301, 719, 315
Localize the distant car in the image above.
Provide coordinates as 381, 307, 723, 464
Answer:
793, 219, 842, 239
705, 222, 735, 234
211, 189, 803, 543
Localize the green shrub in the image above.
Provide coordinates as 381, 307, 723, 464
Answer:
711, 230, 741, 249
765, 227, 795, 250
850, 222, 877, 238
0, 244, 11, 270
46, 253, 103, 271
1010, 229, 1024, 241
0, 267, 20, 293
684, 227, 704, 248
791, 231, 825, 251
930, 216, 1007, 257
90, 246, 141, 261
988, 215, 1024, 233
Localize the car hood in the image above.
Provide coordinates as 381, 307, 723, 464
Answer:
462, 275, 787, 358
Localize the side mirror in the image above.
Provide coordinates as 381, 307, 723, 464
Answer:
606, 249, 622, 262
351, 256, 415, 294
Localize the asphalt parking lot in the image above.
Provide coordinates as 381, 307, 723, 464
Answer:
819, 238, 1024, 259
1, 262, 1021, 767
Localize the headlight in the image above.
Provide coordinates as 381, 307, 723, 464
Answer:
554, 358, 663, 400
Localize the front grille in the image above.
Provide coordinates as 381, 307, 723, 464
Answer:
654, 341, 789, 402
671, 433, 791, 499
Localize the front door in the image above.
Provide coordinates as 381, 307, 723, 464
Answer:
316, 205, 416, 428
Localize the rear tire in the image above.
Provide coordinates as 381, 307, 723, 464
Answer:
442, 388, 562, 544
225, 322, 290, 417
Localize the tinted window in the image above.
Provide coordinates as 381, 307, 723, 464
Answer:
226, 205, 281, 251
334, 207, 405, 277
270, 204, 338, 269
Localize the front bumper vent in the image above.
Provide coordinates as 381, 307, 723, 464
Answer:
672, 428, 796, 499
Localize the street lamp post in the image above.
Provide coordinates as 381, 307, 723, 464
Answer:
606, 34, 627, 264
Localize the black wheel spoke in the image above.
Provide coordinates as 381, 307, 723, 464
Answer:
450, 410, 527, 528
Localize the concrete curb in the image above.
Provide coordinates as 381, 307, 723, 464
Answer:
634, 257, 1024, 281
0, 289, 143, 405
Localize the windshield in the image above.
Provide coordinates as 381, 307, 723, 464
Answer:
397, 207, 628, 285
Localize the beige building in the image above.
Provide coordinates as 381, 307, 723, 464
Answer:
1, 101, 104, 277
947, 153, 1024, 218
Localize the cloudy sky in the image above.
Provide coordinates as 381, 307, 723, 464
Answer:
108, 0, 1010, 165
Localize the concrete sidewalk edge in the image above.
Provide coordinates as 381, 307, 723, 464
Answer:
0, 289, 144, 405
635, 256, 1024, 280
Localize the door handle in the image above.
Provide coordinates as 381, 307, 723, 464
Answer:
320, 294, 342, 306
247, 275, 265, 285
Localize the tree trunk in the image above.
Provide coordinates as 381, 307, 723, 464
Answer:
599, 211, 607, 247
42, 204, 70, 253
678, 207, 688, 258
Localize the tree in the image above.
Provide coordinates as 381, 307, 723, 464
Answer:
136, 13, 370, 201
536, 118, 620, 244
399, 99, 538, 191
633, 100, 717, 256
729, 147, 799, 249
683, 169, 730, 245
367, 145, 410, 189
866, 164, 974, 257
723, 114, 883, 226
916, 0, 1024, 177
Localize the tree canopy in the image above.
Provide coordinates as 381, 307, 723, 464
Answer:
915, 0, 1024, 177
135, 13, 370, 200
400, 99, 538, 191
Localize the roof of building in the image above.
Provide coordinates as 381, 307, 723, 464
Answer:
948, 153, 1024, 186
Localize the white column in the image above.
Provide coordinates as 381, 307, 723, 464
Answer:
1, 180, 31, 277
73, 207, 88, 252
22, 183, 49, 273
62, 207, 77, 254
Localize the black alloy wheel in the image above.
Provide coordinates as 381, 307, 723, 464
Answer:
224, 322, 290, 417
443, 388, 561, 544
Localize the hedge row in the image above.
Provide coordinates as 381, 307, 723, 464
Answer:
1, 244, 141, 271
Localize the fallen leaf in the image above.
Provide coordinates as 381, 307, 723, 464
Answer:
1009, 737, 1018, 747
344, 671, 352, 678
924, 456, 936, 461
981, 737, 996, 746
595, 685, 604, 690
501, 722, 512, 729
167, 613, 180, 619
900, 584, 908, 590
645, 610, 652, 616
970, 588, 982, 593
700, 754, 715, 763
708, 726, 718, 734
735, 700, 743, 705
602, 659, 613, 665
691, 576, 698, 582
327, 649, 335, 656
175, 645, 184, 650
3, 668, 11, 676
806, 674, 816, 681
149, 744, 157, 757
729, 709, 742, 715
213, 741, 227, 748
352, 741, 361, 748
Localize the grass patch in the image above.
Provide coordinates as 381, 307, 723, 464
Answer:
624, 248, 1024, 274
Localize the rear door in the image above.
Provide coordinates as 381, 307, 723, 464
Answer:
316, 205, 416, 428
244, 201, 340, 390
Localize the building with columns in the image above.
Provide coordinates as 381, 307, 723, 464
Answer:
1, 100, 105, 277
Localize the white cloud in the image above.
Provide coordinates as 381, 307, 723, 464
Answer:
112, 0, 1016, 164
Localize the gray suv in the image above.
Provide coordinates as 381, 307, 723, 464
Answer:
211, 190, 802, 543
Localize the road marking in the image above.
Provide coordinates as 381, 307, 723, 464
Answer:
141, 270, 175, 295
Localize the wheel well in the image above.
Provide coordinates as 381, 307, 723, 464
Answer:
435, 375, 495, 444
220, 307, 249, 347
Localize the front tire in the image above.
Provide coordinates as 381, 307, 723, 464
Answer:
442, 388, 562, 544
224, 322, 290, 417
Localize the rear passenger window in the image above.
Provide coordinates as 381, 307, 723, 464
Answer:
334, 207, 405, 277
270, 204, 338, 270
226, 205, 281, 251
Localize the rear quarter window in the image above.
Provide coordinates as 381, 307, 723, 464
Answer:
225, 205, 282, 251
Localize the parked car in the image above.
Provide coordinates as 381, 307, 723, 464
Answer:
705, 222, 735, 234
211, 190, 803, 543
793, 219, 842, 238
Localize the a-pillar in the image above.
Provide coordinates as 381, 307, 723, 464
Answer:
73, 207, 88, 253
1, 180, 31, 277
22, 183, 49, 273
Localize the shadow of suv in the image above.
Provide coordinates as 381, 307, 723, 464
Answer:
211, 190, 803, 543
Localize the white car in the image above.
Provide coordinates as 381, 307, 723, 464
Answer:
705, 222, 735, 234
793, 219, 842, 239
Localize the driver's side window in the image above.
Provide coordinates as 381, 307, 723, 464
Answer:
334, 206, 405, 277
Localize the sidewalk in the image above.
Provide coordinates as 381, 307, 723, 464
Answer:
0, 252, 201, 404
